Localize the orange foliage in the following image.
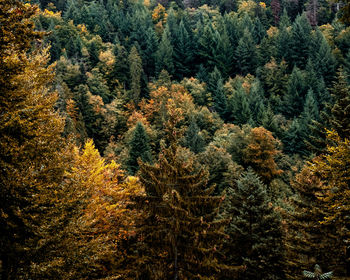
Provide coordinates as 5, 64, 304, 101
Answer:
243, 127, 282, 183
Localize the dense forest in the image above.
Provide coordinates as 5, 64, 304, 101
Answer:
1, 0, 350, 278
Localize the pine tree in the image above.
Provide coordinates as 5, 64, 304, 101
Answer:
126, 122, 152, 175
143, 26, 158, 77
307, 68, 350, 154
223, 169, 285, 280
214, 27, 234, 78
283, 118, 305, 155
132, 144, 239, 279
197, 22, 217, 72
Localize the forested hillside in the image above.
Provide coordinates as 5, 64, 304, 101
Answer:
1, 0, 350, 278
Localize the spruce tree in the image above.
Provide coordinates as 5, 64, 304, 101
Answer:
111, 44, 130, 89
184, 117, 205, 154
284, 166, 344, 279
281, 66, 307, 118
289, 13, 312, 69
329, 67, 350, 139
214, 27, 234, 78
223, 169, 285, 280
126, 122, 152, 175
198, 22, 217, 72
172, 20, 194, 79
143, 26, 158, 77
208, 67, 228, 119
228, 83, 252, 125
235, 28, 257, 75
155, 26, 174, 76
132, 144, 238, 279
309, 28, 336, 84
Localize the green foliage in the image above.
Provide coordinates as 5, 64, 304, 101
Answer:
235, 28, 257, 75
132, 144, 239, 279
223, 168, 285, 280
289, 13, 312, 69
184, 117, 205, 153
128, 46, 143, 103
155, 26, 174, 76
126, 122, 152, 175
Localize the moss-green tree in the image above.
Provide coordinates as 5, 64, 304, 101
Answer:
128, 45, 143, 103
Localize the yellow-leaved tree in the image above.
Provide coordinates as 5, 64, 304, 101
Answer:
37, 140, 144, 279
0, 0, 70, 278
310, 130, 350, 276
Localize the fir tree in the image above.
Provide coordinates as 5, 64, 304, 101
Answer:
309, 28, 336, 84
223, 169, 285, 280
126, 122, 152, 175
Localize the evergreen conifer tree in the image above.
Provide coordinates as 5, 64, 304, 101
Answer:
235, 28, 257, 75
155, 26, 175, 76
126, 122, 152, 175
132, 144, 238, 279
329, 67, 350, 139
281, 66, 307, 118
223, 169, 285, 280
172, 20, 194, 79
208, 67, 228, 119
128, 45, 143, 103
284, 166, 344, 279
184, 117, 205, 154
228, 83, 252, 125
310, 28, 336, 84
289, 13, 312, 69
